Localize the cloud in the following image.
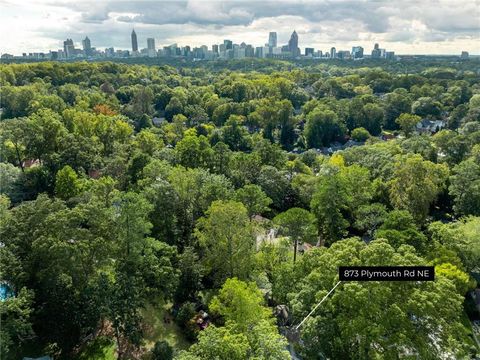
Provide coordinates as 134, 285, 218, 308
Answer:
1, 0, 478, 55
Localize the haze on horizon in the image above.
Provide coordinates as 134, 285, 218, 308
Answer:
0, 0, 479, 56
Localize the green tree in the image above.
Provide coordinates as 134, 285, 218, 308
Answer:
412, 96, 442, 117
375, 210, 428, 253
252, 137, 288, 169
152, 340, 173, 360
351, 127, 370, 142
0, 162, 22, 202
176, 130, 213, 169
26, 108, 67, 162
256, 165, 292, 211
0, 288, 34, 358
168, 167, 234, 249
174, 247, 204, 303
354, 203, 388, 238
131, 86, 154, 115
383, 91, 412, 130
305, 108, 346, 148
222, 115, 250, 151
361, 103, 384, 135
0, 118, 28, 172
311, 171, 349, 243
311, 164, 372, 243
389, 155, 448, 223
289, 238, 470, 359
109, 192, 178, 356
28, 94, 66, 114
195, 201, 254, 285
395, 113, 420, 137
210, 278, 272, 332
234, 184, 272, 218
273, 208, 317, 263
400, 135, 437, 162
433, 130, 470, 165
55, 165, 82, 200
176, 325, 249, 360
227, 152, 262, 187
449, 157, 480, 216
207, 278, 290, 360
429, 217, 480, 273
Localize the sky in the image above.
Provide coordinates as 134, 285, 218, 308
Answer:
0, 0, 479, 55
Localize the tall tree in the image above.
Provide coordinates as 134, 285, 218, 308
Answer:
273, 207, 317, 263
305, 108, 346, 148
55, 165, 82, 200
234, 184, 272, 218
389, 155, 448, 223
289, 238, 470, 359
396, 113, 421, 137
195, 201, 255, 285
449, 157, 480, 216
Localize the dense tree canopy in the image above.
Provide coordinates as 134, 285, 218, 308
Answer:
0, 58, 478, 359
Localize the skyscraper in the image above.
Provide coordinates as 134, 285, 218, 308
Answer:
147, 38, 156, 51
371, 43, 381, 58
268, 32, 277, 48
288, 30, 299, 57
82, 36, 92, 56
131, 29, 138, 52
223, 40, 233, 50
63, 38, 75, 58
330, 47, 336, 59
146, 38, 156, 57
352, 46, 364, 59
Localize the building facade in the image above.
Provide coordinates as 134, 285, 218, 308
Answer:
131, 30, 138, 52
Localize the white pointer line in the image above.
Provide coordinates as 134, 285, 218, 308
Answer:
295, 280, 342, 331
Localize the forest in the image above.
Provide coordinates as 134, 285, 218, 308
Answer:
0, 58, 479, 359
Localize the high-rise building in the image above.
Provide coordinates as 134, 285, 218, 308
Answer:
263, 45, 270, 57
371, 43, 381, 58
147, 38, 155, 51
245, 44, 254, 57
146, 38, 156, 57
63, 38, 75, 58
255, 46, 264, 58
337, 50, 350, 59
330, 47, 336, 59
288, 30, 299, 56
105, 47, 115, 57
461, 51, 469, 59
305, 47, 314, 57
385, 51, 395, 60
212, 44, 219, 54
234, 47, 245, 59
82, 36, 92, 56
223, 40, 233, 50
268, 32, 277, 48
131, 29, 138, 52
352, 46, 364, 59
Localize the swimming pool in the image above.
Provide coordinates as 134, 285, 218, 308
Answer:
0, 283, 14, 300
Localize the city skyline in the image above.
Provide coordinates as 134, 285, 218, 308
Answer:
1, 0, 479, 56
3, 28, 405, 61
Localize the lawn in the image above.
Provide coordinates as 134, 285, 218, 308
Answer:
74, 300, 191, 360
141, 300, 191, 352
77, 337, 116, 360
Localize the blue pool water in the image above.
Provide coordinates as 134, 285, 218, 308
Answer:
0, 283, 14, 300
